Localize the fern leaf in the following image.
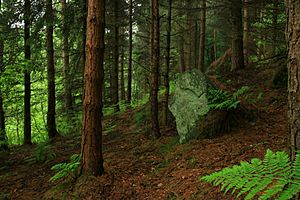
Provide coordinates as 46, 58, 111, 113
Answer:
244, 177, 273, 200
259, 179, 287, 200
237, 177, 261, 198
277, 183, 300, 200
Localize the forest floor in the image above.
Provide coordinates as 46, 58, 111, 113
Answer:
0, 65, 289, 200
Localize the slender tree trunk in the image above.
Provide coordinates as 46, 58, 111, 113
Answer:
162, 0, 172, 127
81, 0, 105, 176
46, 0, 58, 139
272, 0, 279, 55
230, 0, 245, 71
213, 29, 217, 61
179, 32, 186, 73
61, 0, 73, 111
243, 0, 249, 65
112, 0, 120, 112
127, 0, 133, 104
287, 0, 300, 161
198, 0, 206, 72
120, 32, 126, 101
150, 0, 160, 138
185, 0, 193, 71
0, 1, 7, 149
24, 0, 31, 145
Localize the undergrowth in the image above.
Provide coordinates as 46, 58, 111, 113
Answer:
50, 154, 81, 182
25, 142, 56, 164
201, 150, 300, 200
207, 86, 249, 110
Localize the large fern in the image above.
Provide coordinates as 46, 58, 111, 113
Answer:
201, 150, 300, 200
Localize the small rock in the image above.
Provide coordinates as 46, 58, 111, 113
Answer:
158, 183, 163, 187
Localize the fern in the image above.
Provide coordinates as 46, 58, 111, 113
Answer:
49, 154, 81, 182
25, 142, 56, 164
201, 150, 300, 200
208, 86, 249, 110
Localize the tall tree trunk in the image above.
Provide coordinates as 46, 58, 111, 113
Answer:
272, 0, 279, 55
24, 0, 31, 145
81, 0, 105, 176
120, 32, 126, 101
162, 0, 172, 127
178, 32, 186, 73
112, 0, 119, 112
61, 0, 73, 111
150, 0, 160, 138
185, 0, 193, 71
287, 0, 300, 162
0, 1, 7, 149
82, 0, 87, 70
243, 0, 249, 65
127, 0, 133, 104
198, 0, 206, 72
231, 0, 245, 71
46, 0, 58, 139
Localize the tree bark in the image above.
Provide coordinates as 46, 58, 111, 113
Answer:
0, 0, 7, 149
272, 0, 279, 55
111, 0, 120, 112
46, 0, 58, 139
80, 0, 105, 176
61, 0, 73, 111
198, 0, 206, 72
120, 31, 126, 101
24, 0, 32, 145
162, 0, 172, 127
82, 0, 87, 71
127, 0, 133, 104
243, 0, 249, 65
287, 0, 300, 161
150, 0, 160, 138
230, 0, 245, 71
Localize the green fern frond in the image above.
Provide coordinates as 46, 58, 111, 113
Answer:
200, 150, 300, 200
49, 153, 81, 182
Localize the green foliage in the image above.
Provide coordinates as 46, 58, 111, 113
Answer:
201, 150, 300, 200
25, 142, 56, 164
208, 86, 250, 110
50, 154, 81, 182
133, 108, 148, 126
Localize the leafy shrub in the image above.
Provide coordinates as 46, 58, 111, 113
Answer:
201, 150, 300, 200
207, 86, 249, 110
50, 154, 81, 182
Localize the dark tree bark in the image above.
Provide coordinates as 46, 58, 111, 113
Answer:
243, 0, 249, 65
198, 0, 206, 72
230, 0, 245, 71
111, 0, 120, 112
287, 0, 300, 161
150, 0, 161, 138
127, 0, 133, 104
0, 0, 7, 149
178, 33, 186, 73
120, 31, 126, 101
46, 0, 58, 139
272, 0, 279, 55
82, 0, 87, 69
80, 0, 105, 176
24, 0, 32, 145
162, 0, 172, 126
61, 0, 73, 111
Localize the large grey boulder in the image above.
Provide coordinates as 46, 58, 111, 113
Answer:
169, 70, 210, 143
